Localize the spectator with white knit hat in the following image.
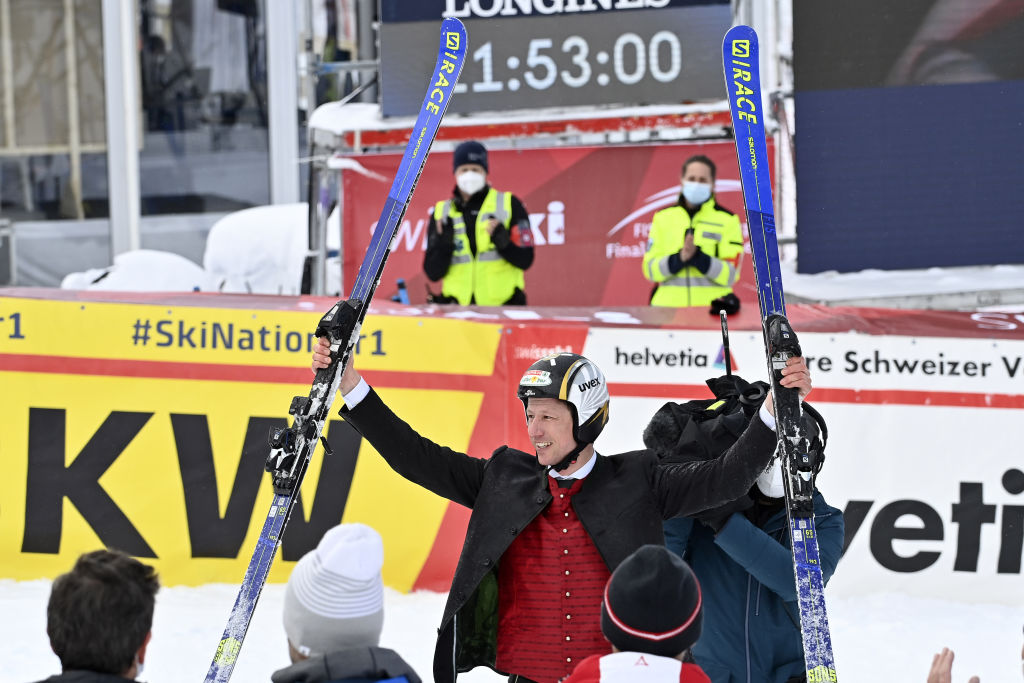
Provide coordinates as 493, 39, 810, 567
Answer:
272, 523, 421, 683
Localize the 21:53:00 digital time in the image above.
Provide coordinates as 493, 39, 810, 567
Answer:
454, 31, 683, 93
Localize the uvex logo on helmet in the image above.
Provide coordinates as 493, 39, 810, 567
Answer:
578, 378, 602, 392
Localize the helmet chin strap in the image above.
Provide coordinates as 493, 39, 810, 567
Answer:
549, 441, 588, 474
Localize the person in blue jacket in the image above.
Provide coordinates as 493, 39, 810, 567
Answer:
646, 375, 844, 683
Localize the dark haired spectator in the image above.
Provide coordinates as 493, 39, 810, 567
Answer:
642, 154, 744, 315
34, 549, 159, 682
562, 544, 710, 682
271, 523, 421, 683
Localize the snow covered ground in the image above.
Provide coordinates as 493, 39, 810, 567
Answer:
2, 579, 1019, 682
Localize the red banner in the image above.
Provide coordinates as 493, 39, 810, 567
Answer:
341, 141, 771, 306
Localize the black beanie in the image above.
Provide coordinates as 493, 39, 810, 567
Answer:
453, 140, 488, 172
600, 545, 703, 657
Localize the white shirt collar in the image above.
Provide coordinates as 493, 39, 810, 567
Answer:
548, 451, 598, 480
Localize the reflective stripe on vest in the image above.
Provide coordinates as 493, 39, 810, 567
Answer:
651, 278, 734, 307
660, 276, 730, 289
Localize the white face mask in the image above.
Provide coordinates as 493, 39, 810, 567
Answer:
456, 170, 487, 196
682, 181, 712, 206
756, 458, 787, 498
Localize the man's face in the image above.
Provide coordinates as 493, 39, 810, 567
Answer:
526, 398, 577, 466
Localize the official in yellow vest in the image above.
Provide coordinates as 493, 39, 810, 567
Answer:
424, 140, 534, 305
643, 155, 744, 312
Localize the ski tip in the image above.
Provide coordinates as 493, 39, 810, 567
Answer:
406, 15, 468, 145
440, 16, 467, 49
441, 16, 466, 31
723, 24, 757, 49
724, 24, 756, 38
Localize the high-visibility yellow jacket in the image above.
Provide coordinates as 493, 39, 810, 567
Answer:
642, 198, 743, 307
434, 188, 526, 305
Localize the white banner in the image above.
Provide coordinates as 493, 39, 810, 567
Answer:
587, 328, 1024, 394
585, 327, 1024, 606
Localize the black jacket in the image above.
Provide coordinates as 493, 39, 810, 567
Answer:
271, 646, 421, 683
31, 672, 137, 683
341, 389, 778, 683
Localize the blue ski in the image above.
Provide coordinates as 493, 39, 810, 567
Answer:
723, 24, 838, 682
204, 18, 468, 683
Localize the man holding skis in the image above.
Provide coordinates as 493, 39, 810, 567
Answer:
312, 339, 812, 683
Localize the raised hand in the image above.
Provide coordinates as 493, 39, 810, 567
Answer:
926, 647, 979, 683
763, 356, 812, 416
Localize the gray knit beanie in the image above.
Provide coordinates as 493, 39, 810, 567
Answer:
283, 523, 385, 657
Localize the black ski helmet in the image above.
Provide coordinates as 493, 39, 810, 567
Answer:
517, 352, 610, 447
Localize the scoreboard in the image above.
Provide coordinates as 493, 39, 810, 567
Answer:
379, 0, 731, 117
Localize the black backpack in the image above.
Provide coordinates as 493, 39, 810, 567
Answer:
642, 374, 827, 471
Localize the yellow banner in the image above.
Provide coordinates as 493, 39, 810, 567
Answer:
0, 296, 500, 373
0, 295, 502, 589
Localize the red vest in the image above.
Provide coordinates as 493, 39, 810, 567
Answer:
496, 476, 612, 683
